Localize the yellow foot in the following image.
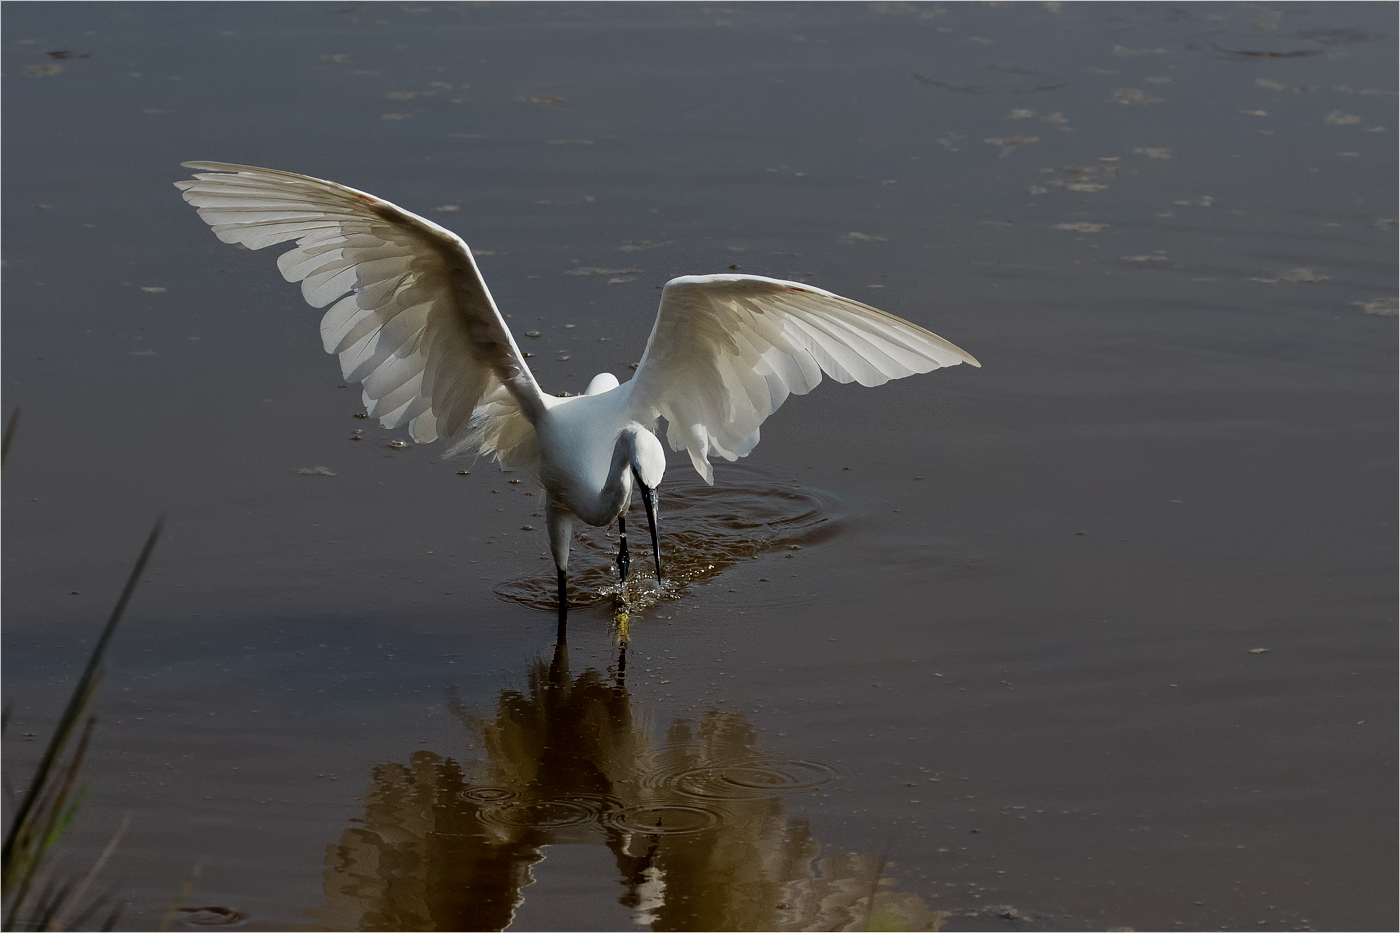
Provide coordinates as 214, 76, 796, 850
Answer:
613, 609, 630, 643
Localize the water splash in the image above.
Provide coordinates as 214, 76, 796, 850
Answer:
493, 465, 845, 614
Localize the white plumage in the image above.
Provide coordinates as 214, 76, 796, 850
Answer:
632, 274, 977, 482
176, 162, 979, 622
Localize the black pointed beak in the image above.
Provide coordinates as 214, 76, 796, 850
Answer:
633, 468, 662, 583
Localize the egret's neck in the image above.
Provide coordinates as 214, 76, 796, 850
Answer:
600, 430, 639, 518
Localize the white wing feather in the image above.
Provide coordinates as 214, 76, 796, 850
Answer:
174, 162, 543, 455
628, 274, 979, 483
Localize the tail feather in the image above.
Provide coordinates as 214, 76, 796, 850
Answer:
451, 385, 540, 470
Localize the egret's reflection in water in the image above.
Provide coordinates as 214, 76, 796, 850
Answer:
309, 643, 942, 931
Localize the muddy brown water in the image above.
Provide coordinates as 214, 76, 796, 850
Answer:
3, 3, 1395, 931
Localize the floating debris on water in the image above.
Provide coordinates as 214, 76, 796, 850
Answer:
1276, 268, 1329, 283
1250, 268, 1330, 284
1256, 77, 1310, 93
1355, 298, 1398, 316
870, 2, 945, 19
296, 466, 336, 476
985, 135, 1039, 157
566, 267, 642, 277
1113, 44, 1169, 57
1113, 88, 1164, 105
1216, 45, 1324, 59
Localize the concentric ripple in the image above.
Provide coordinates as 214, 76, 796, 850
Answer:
667, 757, 842, 800
475, 793, 611, 830
457, 786, 516, 804
174, 907, 246, 927
604, 804, 722, 836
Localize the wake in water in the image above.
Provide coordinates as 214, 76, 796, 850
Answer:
493, 465, 846, 615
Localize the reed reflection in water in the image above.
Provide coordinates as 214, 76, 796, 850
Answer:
308, 643, 942, 931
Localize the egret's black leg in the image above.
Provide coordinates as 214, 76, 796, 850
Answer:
556, 567, 568, 644
546, 505, 574, 643
617, 515, 631, 583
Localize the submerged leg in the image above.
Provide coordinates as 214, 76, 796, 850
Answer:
617, 515, 631, 583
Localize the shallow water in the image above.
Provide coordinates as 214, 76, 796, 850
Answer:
3, 2, 1395, 931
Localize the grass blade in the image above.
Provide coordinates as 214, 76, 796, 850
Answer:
157, 860, 203, 932
1, 408, 18, 468
2, 521, 161, 870
2, 519, 162, 929
50, 816, 130, 931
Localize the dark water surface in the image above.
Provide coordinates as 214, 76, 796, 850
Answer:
4, 3, 1395, 930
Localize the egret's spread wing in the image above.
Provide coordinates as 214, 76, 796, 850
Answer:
628, 274, 979, 483
175, 162, 543, 451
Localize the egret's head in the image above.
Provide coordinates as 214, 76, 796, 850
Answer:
618, 424, 666, 584
621, 424, 666, 491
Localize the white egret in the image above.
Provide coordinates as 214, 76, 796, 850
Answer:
175, 162, 980, 628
